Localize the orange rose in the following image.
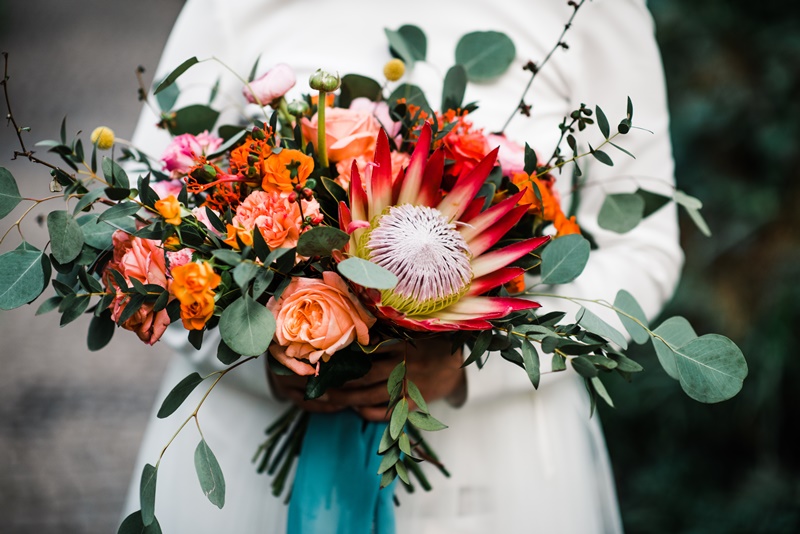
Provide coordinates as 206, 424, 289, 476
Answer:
170, 261, 221, 304
511, 172, 560, 221
300, 107, 382, 162
503, 273, 526, 294
230, 190, 320, 250
223, 223, 254, 250
155, 195, 182, 225
179, 291, 216, 330
261, 149, 314, 193
267, 271, 376, 375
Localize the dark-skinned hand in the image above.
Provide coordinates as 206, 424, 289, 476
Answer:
267, 335, 465, 421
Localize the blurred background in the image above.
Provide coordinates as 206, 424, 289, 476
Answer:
0, 0, 797, 532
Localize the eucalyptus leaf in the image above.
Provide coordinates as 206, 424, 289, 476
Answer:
155, 78, 180, 112
232, 261, 260, 289
540, 234, 590, 285
72, 188, 106, 215
571, 355, 599, 378
595, 106, 610, 139
154, 56, 199, 95
170, 105, 220, 136
406, 380, 429, 414
97, 202, 141, 222
79, 213, 136, 250
614, 290, 649, 344
390, 399, 409, 440
48, 211, 84, 264
219, 296, 275, 356
673, 190, 703, 210
462, 329, 492, 367
577, 306, 628, 349
590, 376, 614, 408
407, 411, 447, 431
339, 74, 382, 108
102, 157, 130, 189
217, 340, 242, 365
88, 310, 115, 351
520, 338, 540, 389
60, 294, 90, 326
212, 249, 242, 266
117, 511, 162, 534
0, 167, 23, 219
635, 188, 671, 217
397, 24, 427, 61
338, 257, 398, 289
442, 65, 467, 111
0, 246, 47, 310
388, 84, 431, 114
297, 226, 349, 257
156, 372, 204, 419
685, 206, 712, 237
140, 464, 158, 526
598, 193, 645, 234
455, 31, 516, 82
652, 316, 697, 380
673, 334, 748, 403
194, 439, 226, 508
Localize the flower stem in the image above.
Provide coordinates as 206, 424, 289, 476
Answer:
317, 90, 328, 169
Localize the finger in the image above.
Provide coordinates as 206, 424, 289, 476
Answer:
340, 357, 402, 388
282, 388, 346, 413
356, 406, 391, 422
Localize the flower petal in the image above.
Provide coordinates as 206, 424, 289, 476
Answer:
459, 190, 525, 244
442, 296, 540, 318
471, 236, 551, 278
367, 129, 393, 219
417, 148, 444, 207
397, 123, 432, 205
459, 197, 487, 224
466, 267, 525, 296
436, 147, 499, 221
468, 204, 528, 257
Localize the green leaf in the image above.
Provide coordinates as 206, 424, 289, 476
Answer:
207, 129, 247, 160
117, 511, 162, 534
388, 84, 431, 114
0, 167, 23, 219
635, 188, 671, 217
78, 213, 135, 249
590, 376, 614, 408
0, 246, 47, 310
217, 340, 241, 365
88, 310, 115, 351
398, 433, 413, 456
442, 65, 467, 111
219, 295, 275, 356
60, 294, 90, 326
385, 25, 426, 66
590, 148, 614, 166
97, 201, 141, 222
571, 355, 598, 378
455, 31, 516, 82
407, 411, 447, 432
652, 316, 697, 380
673, 334, 748, 403
613, 290, 649, 344
395, 459, 411, 486
595, 106, 610, 139
102, 157, 130, 189
156, 372, 204, 419
598, 193, 645, 234
170, 105, 220, 136
194, 439, 226, 508
36, 296, 62, 316
576, 307, 628, 349
296, 226, 349, 257
390, 398, 409, 440
551, 353, 567, 372
387, 362, 406, 401
72, 188, 106, 215
378, 424, 395, 454
673, 190, 703, 210
212, 249, 242, 266
377, 444, 400, 475
540, 234, 590, 285
232, 261, 259, 289
609, 141, 636, 160
339, 74, 382, 108
379, 467, 397, 489
520, 338, 540, 389
48, 211, 84, 264
685, 206, 712, 237
462, 329, 493, 367
338, 257, 398, 289
140, 464, 158, 526
155, 78, 180, 112
154, 56, 199, 95
406, 380, 429, 414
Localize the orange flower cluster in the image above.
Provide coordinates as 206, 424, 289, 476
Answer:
230, 131, 313, 193
170, 261, 221, 330
511, 171, 581, 237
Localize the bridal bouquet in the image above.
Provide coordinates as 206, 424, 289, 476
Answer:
0, 6, 748, 533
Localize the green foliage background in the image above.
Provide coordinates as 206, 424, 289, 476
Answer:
600, 1, 800, 532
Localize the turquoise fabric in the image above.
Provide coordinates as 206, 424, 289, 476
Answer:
288, 411, 396, 534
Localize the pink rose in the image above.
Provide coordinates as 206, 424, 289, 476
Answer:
151, 178, 184, 200
104, 231, 171, 345
161, 131, 223, 178
300, 107, 382, 162
191, 206, 220, 234
243, 63, 296, 105
167, 248, 193, 271
232, 190, 320, 250
267, 271, 376, 375
487, 133, 526, 177
349, 97, 401, 138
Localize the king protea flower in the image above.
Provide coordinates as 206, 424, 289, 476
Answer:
338, 123, 549, 331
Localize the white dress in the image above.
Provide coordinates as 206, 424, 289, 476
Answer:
122, 1, 683, 532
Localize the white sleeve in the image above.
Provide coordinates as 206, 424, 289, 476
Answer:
464, 0, 684, 402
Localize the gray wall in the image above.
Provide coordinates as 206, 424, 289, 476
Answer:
0, 2, 184, 532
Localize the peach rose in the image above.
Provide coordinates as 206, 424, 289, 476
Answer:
267, 271, 376, 374
229, 190, 321, 250
300, 107, 382, 162
104, 231, 170, 345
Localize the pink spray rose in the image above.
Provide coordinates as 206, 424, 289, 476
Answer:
161, 131, 223, 178
243, 63, 296, 105
230, 190, 321, 250
267, 271, 376, 375
104, 231, 171, 345
487, 133, 527, 177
